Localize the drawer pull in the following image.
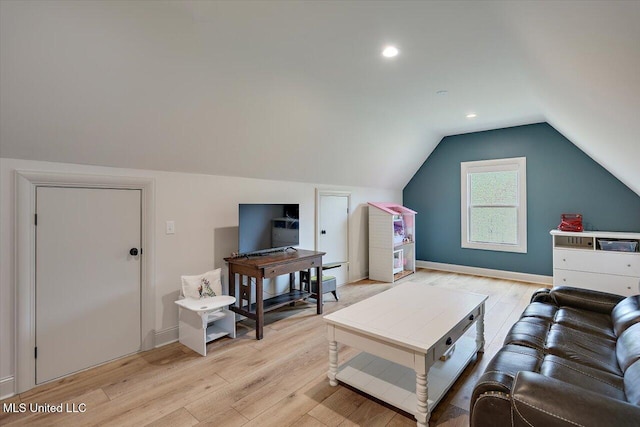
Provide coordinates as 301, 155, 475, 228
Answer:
311, 261, 315, 265
446, 337, 452, 346
468, 314, 475, 321
563, 278, 567, 282
563, 258, 566, 262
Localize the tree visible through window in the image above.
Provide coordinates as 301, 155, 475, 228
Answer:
461, 158, 527, 253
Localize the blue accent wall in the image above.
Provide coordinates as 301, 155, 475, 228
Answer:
403, 123, 640, 276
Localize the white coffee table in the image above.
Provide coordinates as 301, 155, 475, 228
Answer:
324, 283, 487, 426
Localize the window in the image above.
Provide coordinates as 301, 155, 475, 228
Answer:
461, 157, 527, 253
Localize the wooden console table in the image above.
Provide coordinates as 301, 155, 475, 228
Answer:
224, 249, 324, 339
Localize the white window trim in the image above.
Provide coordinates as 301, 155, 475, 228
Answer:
461, 157, 527, 253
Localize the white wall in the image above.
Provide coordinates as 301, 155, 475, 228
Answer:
0, 157, 400, 396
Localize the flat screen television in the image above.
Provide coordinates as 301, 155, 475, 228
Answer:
238, 204, 299, 255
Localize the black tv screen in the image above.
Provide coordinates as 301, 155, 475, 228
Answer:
238, 204, 299, 255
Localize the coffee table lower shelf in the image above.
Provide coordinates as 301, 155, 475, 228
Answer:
335, 336, 478, 415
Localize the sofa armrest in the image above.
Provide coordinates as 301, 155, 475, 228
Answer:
530, 287, 552, 303
512, 371, 640, 427
549, 286, 624, 314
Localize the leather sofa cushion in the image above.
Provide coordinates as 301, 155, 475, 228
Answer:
625, 360, 640, 406
503, 317, 550, 351
553, 307, 616, 339
612, 295, 640, 337
539, 354, 626, 401
546, 324, 621, 375
550, 286, 624, 314
521, 302, 616, 339
520, 301, 557, 322
617, 322, 640, 373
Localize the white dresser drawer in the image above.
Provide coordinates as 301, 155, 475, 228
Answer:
553, 269, 639, 297
553, 249, 640, 276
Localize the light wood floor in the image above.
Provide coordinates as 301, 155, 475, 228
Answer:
0, 269, 543, 427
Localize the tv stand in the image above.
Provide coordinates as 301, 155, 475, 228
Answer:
224, 249, 325, 339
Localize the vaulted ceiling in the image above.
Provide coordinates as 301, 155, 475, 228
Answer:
1, 1, 638, 195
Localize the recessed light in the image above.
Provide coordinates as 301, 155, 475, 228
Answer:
466, 113, 477, 119
381, 45, 399, 58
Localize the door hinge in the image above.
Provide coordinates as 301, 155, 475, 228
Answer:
34, 214, 38, 226
34, 347, 38, 359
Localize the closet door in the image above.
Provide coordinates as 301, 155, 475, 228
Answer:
36, 187, 141, 383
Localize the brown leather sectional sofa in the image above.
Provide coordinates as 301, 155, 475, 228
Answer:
471, 286, 640, 426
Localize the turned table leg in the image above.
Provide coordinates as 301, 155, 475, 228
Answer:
327, 325, 338, 386
415, 372, 429, 427
415, 354, 433, 427
328, 340, 338, 386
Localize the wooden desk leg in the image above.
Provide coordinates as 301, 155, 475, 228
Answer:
316, 265, 323, 314
304, 269, 311, 293
228, 267, 236, 308
289, 272, 296, 306
256, 276, 264, 340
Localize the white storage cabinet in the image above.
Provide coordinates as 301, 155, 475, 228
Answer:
550, 230, 640, 297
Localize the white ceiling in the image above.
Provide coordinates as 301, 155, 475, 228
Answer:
1, 1, 639, 194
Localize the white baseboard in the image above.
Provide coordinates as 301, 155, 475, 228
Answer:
1, 376, 15, 400
154, 326, 178, 348
416, 261, 553, 286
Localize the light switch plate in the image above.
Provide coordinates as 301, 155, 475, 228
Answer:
166, 220, 175, 234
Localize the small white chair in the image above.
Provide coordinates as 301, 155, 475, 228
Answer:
175, 269, 236, 356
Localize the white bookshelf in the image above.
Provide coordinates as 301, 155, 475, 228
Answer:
368, 203, 417, 282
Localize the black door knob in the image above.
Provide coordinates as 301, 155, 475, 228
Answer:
129, 248, 139, 256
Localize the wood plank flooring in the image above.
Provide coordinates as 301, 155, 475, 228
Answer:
0, 269, 543, 426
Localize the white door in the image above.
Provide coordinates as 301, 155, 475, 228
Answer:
318, 194, 349, 285
35, 187, 141, 384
